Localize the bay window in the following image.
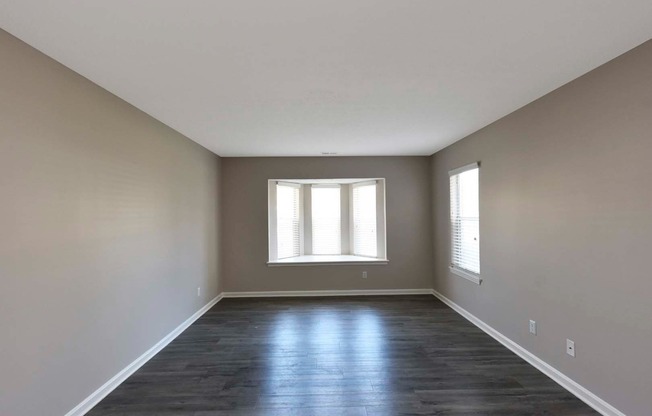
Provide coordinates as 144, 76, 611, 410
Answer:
268, 178, 387, 265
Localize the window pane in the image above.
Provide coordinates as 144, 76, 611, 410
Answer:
450, 168, 480, 274
311, 186, 341, 255
276, 184, 300, 259
353, 183, 377, 257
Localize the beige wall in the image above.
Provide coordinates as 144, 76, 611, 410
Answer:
430, 40, 652, 415
221, 157, 433, 292
0, 30, 222, 416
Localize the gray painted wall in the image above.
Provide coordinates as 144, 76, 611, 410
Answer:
0, 30, 222, 416
430, 40, 652, 415
221, 157, 433, 292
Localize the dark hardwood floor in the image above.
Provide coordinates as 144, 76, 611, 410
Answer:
88, 296, 597, 415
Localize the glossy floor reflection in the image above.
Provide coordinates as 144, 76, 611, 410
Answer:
88, 296, 598, 415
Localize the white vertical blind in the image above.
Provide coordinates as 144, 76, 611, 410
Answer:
450, 166, 480, 274
311, 185, 341, 255
276, 183, 300, 259
352, 182, 377, 257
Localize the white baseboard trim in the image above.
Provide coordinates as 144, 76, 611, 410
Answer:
430, 289, 625, 416
65, 293, 223, 416
222, 289, 433, 298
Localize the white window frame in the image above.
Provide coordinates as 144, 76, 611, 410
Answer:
310, 183, 342, 255
350, 180, 385, 259
268, 181, 304, 261
268, 178, 388, 266
449, 162, 482, 285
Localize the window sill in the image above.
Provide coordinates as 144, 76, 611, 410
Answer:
268, 255, 389, 267
450, 266, 482, 285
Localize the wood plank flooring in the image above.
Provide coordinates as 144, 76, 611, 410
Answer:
88, 295, 598, 415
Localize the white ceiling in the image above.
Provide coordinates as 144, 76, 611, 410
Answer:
1, 1, 651, 157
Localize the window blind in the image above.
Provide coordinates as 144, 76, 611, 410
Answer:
352, 181, 377, 257
311, 185, 341, 255
450, 165, 480, 274
276, 183, 301, 259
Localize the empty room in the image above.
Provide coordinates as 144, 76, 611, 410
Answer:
1, 1, 651, 415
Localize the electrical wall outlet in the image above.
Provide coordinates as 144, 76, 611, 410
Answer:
197, 287, 201, 297
566, 339, 575, 357
362, 271, 368, 279
529, 320, 537, 335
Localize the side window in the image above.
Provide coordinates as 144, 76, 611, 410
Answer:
449, 163, 480, 279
